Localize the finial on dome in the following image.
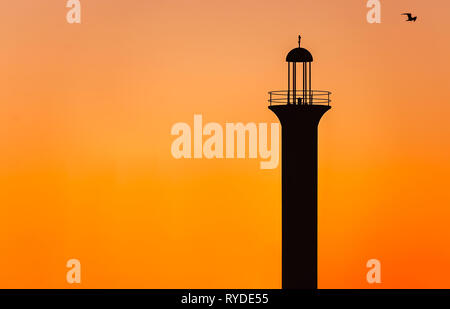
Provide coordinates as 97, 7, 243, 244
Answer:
298, 35, 301, 47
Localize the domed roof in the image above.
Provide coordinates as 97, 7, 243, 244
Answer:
286, 47, 313, 63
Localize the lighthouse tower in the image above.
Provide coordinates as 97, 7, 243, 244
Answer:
268, 35, 331, 289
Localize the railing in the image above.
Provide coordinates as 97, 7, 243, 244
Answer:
268, 90, 331, 106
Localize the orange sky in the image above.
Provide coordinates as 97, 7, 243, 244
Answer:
1, 0, 450, 288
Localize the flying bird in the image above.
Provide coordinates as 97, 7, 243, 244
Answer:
401, 13, 417, 22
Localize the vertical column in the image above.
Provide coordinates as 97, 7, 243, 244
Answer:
309, 62, 312, 105
303, 63, 306, 105
293, 63, 296, 105
287, 63, 290, 105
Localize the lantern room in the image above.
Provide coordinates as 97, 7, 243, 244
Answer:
268, 35, 331, 106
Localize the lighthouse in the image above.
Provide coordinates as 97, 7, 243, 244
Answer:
268, 35, 331, 289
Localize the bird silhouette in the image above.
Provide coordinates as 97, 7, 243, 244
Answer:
401, 13, 417, 22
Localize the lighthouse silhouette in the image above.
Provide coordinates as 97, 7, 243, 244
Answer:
268, 35, 331, 289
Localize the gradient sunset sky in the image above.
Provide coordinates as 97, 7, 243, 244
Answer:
1, 0, 450, 288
